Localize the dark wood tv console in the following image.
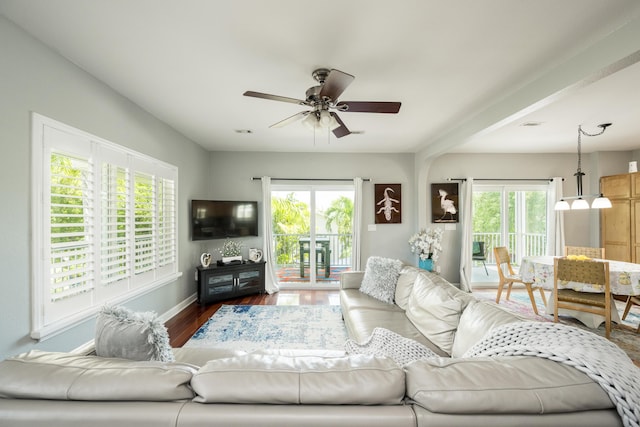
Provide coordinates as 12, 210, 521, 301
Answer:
196, 261, 265, 305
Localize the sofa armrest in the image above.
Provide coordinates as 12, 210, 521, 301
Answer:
340, 271, 364, 289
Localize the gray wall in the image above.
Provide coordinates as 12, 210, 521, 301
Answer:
203, 151, 417, 265
0, 16, 209, 358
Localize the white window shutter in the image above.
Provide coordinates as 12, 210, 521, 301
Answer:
100, 163, 130, 286
31, 113, 179, 339
49, 152, 95, 301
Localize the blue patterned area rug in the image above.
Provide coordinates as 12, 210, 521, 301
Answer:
183, 305, 349, 352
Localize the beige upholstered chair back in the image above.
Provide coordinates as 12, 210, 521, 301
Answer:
564, 246, 605, 259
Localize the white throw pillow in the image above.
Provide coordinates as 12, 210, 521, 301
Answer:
359, 256, 403, 304
95, 305, 174, 362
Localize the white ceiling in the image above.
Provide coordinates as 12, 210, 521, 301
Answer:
1, 0, 640, 154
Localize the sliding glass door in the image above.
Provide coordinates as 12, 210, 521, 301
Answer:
472, 185, 547, 278
271, 184, 354, 288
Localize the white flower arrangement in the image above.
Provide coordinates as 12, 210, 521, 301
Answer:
218, 239, 243, 257
408, 228, 444, 263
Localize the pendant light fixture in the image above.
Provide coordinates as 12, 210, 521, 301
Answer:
554, 123, 613, 211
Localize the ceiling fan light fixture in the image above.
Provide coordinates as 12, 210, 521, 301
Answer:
244, 68, 401, 140
319, 110, 332, 127
302, 110, 340, 132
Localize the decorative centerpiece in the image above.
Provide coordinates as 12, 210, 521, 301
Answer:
200, 252, 212, 267
408, 228, 444, 272
218, 239, 243, 263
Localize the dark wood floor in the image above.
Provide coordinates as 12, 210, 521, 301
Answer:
165, 290, 339, 348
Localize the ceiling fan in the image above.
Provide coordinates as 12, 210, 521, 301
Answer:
243, 68, 401, 138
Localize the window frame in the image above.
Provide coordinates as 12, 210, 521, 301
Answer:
31, 113, 180, 340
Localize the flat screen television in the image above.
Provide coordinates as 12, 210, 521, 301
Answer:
191, 200, 258, 240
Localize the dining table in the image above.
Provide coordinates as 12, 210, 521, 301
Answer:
519, 255, 640, 328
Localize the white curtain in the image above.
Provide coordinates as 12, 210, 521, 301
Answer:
458, 178, 473, 293
547, 177, 566, 256
261, 176, 279, 294
352, 177, 364, 271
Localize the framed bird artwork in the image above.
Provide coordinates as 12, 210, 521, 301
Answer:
431, 183, 459, 223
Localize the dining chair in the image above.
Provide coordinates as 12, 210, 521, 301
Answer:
622, 296, 640, 333
564, 245, 605, 259
472, 241, 488, 275
553, 257, 612, 339
493, 246, 545, 315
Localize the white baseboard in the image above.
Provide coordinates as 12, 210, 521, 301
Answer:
158, 293, 197, 323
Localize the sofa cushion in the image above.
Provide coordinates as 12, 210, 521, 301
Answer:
359, 256, 403, 304
405, 274, 467, 355
394, 266, 421, 310
95, 305, 174, 362
342, 306, 449, 357
191, 353, 405, 405
405, 356, 613, 414
0, 350, 196, 401
451, 300, 523, 358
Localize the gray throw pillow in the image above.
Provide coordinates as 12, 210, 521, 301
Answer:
95, 305, 174, 362
359, 256, 403, 303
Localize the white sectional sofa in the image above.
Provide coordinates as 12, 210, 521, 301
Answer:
0, 262, 628, 426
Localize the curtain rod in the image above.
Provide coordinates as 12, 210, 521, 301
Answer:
447, 178, 558, 182
251, 177, 370, 182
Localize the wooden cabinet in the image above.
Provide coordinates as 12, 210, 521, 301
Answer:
600, 173, 640, 262
196, 262, 265, 305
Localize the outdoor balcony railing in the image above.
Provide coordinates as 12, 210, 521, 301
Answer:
472, 232, 546, 265
273, 233, 352, 268
272, 232, 544, 273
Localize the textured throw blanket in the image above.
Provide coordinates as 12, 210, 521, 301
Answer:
463, 322, 640, 427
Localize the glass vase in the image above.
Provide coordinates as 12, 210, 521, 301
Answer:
419, 258, 434, 271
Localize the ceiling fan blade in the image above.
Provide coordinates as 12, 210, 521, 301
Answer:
336, 101, 401, 113
244, 91, 307, 105
319, 69, 355, 101
330, 112, 351, 138
269, 111, 310, 128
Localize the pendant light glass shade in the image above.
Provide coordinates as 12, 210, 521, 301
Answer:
591, 194, 612, 209
571, 198, 590, 210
